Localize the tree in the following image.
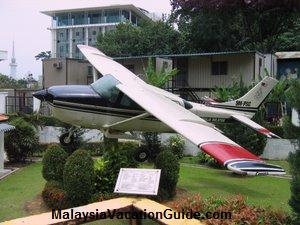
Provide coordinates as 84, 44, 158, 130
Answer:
0, 74, 27, 89
171, 0, 300, 52
285, 80, 300, 223
144, 58, 178, 88
35, 51, 51, 60
97, 20, 185, 57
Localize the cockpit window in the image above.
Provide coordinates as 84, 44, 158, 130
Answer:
91, 75, 120, 103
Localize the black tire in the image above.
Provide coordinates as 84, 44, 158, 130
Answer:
59, 133, 74, 147
134, 148, 149, 163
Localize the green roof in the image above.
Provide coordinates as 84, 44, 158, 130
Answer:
113, 50, 264, 60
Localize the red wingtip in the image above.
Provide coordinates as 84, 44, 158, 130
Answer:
200, 142, 260, 165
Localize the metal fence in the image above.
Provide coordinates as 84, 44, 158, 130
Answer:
6, 96, 33, 114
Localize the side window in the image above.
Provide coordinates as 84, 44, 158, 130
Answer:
91, 75, 120, 103
120, 94, 142, 110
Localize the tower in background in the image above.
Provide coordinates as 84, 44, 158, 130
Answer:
9, 41, 17, 79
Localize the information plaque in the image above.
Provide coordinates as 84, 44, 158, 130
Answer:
114, 168, 161, 195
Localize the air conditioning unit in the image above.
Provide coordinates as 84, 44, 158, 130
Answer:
53, 61, 62, 69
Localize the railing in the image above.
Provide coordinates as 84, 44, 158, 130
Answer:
165, 79, 202, 103
6, 96, 33, 114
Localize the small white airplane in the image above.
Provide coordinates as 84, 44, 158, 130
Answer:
34, 45, 285, 176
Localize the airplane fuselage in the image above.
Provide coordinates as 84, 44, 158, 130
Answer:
36, 85, 254, 133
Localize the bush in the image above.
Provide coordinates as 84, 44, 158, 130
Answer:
4, 117, 39, 162
42, 145, 68, 182
42, 181, 68, 209
197, 152, 223, 169
63, 149, 94, 206
94, 143, 138, 194
170, 194, 291, 225
81, 142, 105, 156
155, 150, 180, 200
166, 135, 185, 159
142, 132, 162, 162
289, 145, 300, 224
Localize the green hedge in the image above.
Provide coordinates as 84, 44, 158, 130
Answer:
63, 149, 94, 206
155, 150, 180, 200
42, 145, 68, 182
4, 117, 39, 162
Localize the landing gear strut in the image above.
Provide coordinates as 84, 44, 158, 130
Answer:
59, 126, 77, 147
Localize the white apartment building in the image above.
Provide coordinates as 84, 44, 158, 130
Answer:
41, 4, 153, 59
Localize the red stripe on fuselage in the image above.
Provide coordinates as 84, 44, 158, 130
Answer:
200, 143, 261, 165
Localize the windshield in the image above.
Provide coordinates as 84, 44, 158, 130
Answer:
91, 75, 120, 103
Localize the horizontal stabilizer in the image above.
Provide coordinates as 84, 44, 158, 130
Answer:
231, 114, 280, 138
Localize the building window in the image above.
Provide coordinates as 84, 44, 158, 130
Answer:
122, 10, 130, 21
211, 61, 228, 75
60, 33, 64, 38
92, 30, 97, 35
76, 32, 80, 37
105, 9, 120, 23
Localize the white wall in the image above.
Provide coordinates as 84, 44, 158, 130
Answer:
0, 92, 8, 114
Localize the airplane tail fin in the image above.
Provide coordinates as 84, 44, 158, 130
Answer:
215, 77, 278, 111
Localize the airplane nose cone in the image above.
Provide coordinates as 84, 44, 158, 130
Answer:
33, 89, 52, 102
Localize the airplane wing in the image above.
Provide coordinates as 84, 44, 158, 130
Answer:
78, 45, 285, 176
231, 114, 280, 138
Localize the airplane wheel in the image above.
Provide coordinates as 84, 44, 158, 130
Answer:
59, 133, 74, 147
134, 148, 149, 163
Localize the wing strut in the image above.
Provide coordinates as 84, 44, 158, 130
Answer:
103, 112, 150, 129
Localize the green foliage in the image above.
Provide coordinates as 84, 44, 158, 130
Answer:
155, 150, 180, 200
141, 132, 162, 162
4, 117, 39, 162
289, 145, 300, 224
286, 80, 300, 111
144, 58, 178, 88
81, 142, 105, 156
35, 51, 51, 61
197, 152, 223, 169
0, 74, 27, 89
165, 135, 185, 159
267, 79, 290, 103
42, 181, 68, 209
42, 145, 68, 182
94, 143, 138, 194
171, 0, 300, 52
63, 149, 94, 206
97, 20, 184, 57
212, 76, 248, 102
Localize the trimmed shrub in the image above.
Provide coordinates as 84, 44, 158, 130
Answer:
63, 149, 94, 206
4, 117, 39, 162
166, 135, 185, 159
155, 150, 180, 200
81, 142, 105, 156
42, 181, 68, 209
142, 132, 162, 161
42, 145, 68, 182
289, 146, 300, 223
93, 143, 139, 194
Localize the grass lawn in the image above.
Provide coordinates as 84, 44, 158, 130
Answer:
178, 164, 291, 212
0, 161, 291, 223
0, 162, 45, 222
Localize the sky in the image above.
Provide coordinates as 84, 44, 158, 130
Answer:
0, 0, 172, 79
